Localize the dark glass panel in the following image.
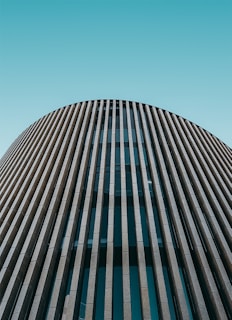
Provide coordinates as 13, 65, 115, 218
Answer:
179, 268, 194, 320
140, 205, 149, 247
116, 108, 120, 129
115, 146, 120, 165
115, 129, 120, 142
100, 199, 109, 246
125, 165, 133, 196
87, 207, 96, 247
113, 247, 123, 319
147, 266, 159, 319
94, 248, 106, 319
129, 266, 142, 320
123, 107, 127, 129
123, 129, 129, 142
114, 206, 122, 247
124, 146, 130, 165
78, 268, 90, 320
160, 248, 177, 319
127, 205, 136, 247
133, 147, 139, 165
77, 248, 91, 319
162, 266, 177, 320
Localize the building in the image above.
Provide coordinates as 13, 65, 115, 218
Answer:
0, 100, 231, 320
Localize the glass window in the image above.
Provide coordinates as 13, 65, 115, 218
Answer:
100, 201, 109, 245
114, 206, 122, 247
124, 129, 129, 142
115, 145, 120, 165
65, 249, 76, 295
78, 268, 90, 319
159, 248, 177, 320
127, 205, 136, 247
140, 205, 149, 247
94, 248, 106, 319
116, 108, 120, 129
123, 107, 127, 129
113, 266, 123, 319
162, 265, 177, 320
124, 146, 130, 165
113, 247, 123, 319
115, 129, 120, 142
129, 266, 142, 319
115, 167, 120, 196
179, 268, 194, 320
133, 147, 139, 165
88, 208, 96, 247
146, 266, 159, 320
125, 165, 132, 196
77, 248, 91, 319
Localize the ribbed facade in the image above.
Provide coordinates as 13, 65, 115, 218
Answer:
0, 100, 231, 320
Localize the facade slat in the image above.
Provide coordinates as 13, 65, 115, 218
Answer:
29, 101, 91, 319
85, 100, 110, 319
65, 100, 104, 319
120, 100, 132, 320
11, 103, 82, 319
143, 104, 208, 319
170, 113, 231, 244
185, 121, 231, 196
173, 114, 231, 219
0, 117, 42, 188
135, 103, 171, 320
0, 106, 73, 277
151, 108, 191, 319
0, 99, 231, 320
45, 101, 97, 318
154, 108, 228, 319
0, 111, 57, 229
198, 126, 231, 175
0, 104, 77, 319
126, 101, 151, 320
104, 100, 116, 320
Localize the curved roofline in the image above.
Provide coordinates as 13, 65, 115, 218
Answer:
28, 99, 231, 150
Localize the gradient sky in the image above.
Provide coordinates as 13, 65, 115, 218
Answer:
0, 0, 231, 158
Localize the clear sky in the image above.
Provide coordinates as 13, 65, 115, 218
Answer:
0, 0, 231, 158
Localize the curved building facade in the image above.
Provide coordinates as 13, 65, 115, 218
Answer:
0, 100, 231, 320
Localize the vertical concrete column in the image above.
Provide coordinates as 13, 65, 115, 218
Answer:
176, 115, 231, 216
85, 100, 110, 319
0, 110, 60, 245
11, 103, 83, 319
185, 121, 230, 197
134, 103, 171, 320
104, 100, 116, 320
197, 125, 231, 174
0, 115, 44, 199
126, 101, 151, 320
65, 101, 104, 320
204, 127, 231, 161
142, 106, 190, 320
120, 100, 132, 320
180, 120, 232, 264
29, 101, 91, 319
152, 107, 228, 320
46, 101, 98, 319
0, 106, 71, 281
144, 104, 209, 319
162, 110, 231, 311
0, 104, 76, 319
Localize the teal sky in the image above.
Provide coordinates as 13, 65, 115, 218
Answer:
1, 0, 231, 158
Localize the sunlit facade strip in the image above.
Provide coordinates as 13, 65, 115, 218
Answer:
0, 99, 231, 320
